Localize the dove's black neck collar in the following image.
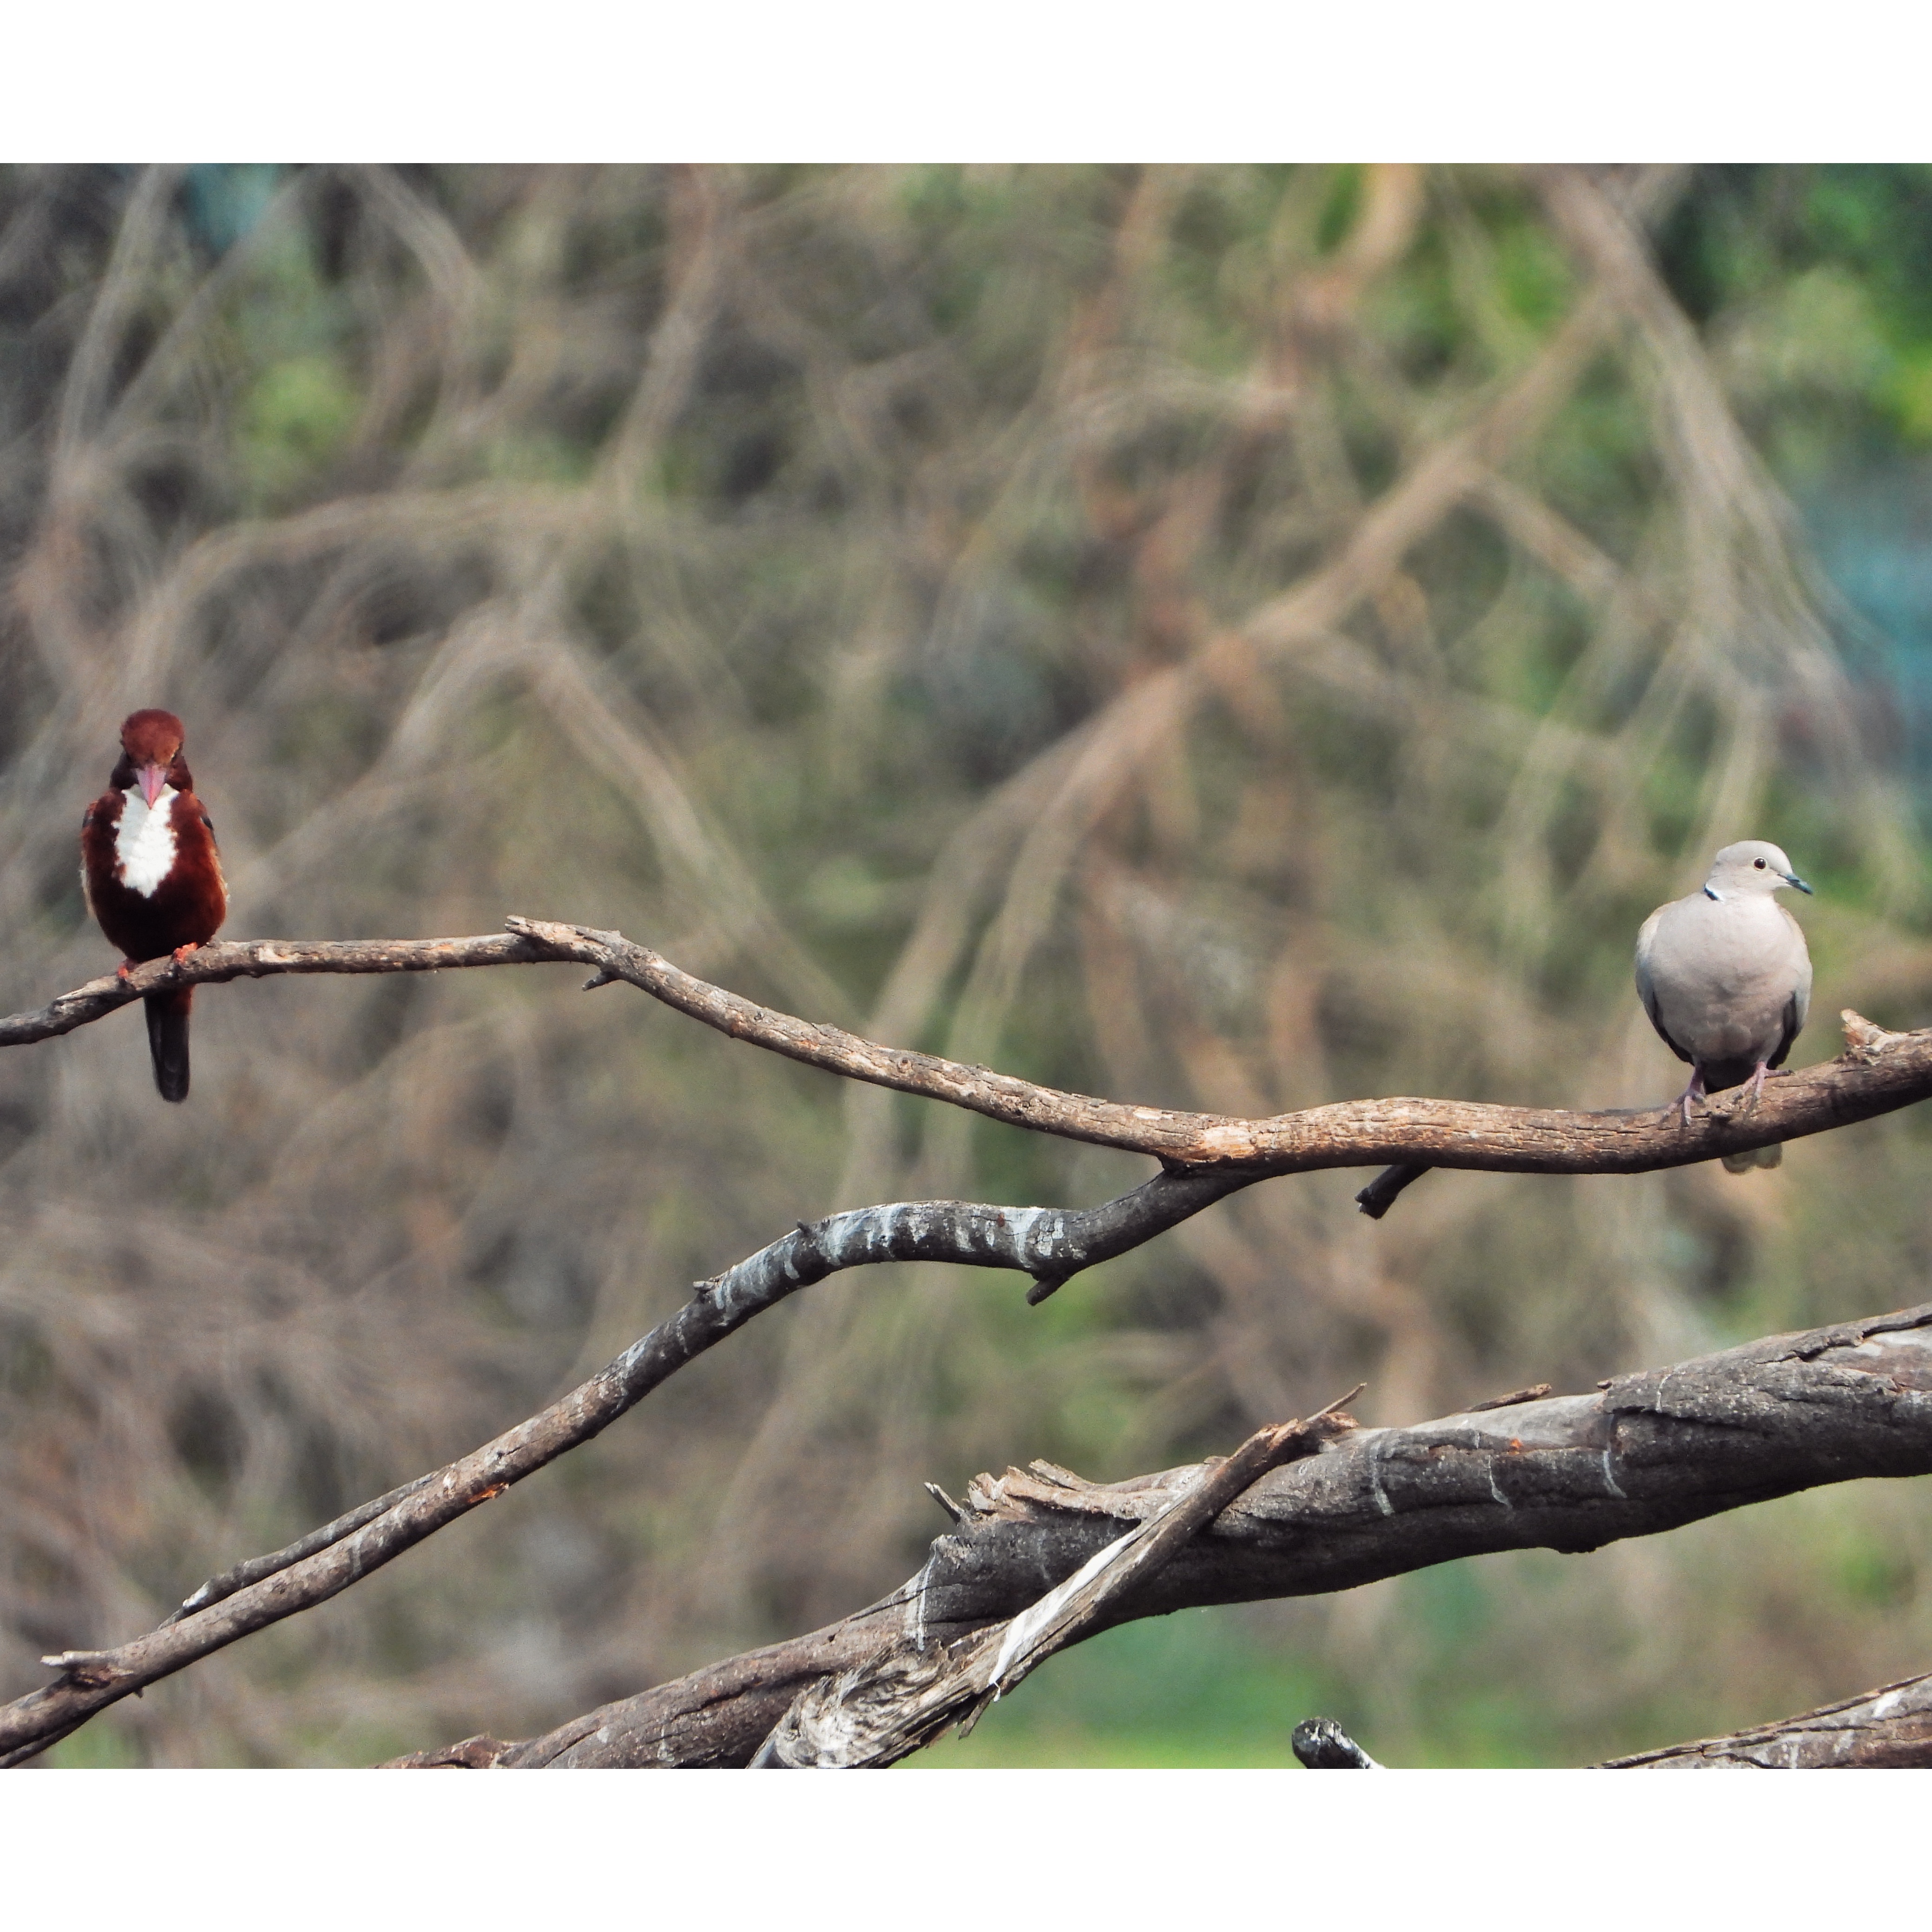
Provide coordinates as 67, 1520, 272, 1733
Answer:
1704, 885, 1721, 901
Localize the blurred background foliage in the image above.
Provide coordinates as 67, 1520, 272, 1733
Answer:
3, 164, 1932, 1768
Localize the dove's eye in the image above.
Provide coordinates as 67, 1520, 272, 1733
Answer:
1754, 858, 1766, 868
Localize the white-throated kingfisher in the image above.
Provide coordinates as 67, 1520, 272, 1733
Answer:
81, 709, 229, 1102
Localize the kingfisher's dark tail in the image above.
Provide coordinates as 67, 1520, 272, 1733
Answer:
144, 989, 191, 1103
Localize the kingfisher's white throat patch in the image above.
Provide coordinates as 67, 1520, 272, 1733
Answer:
114, 786, 178, 898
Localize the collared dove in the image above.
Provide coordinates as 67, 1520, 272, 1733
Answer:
1635, 840, 1814, 1174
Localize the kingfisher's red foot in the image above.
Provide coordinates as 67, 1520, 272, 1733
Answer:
171, 943, 200, 964
115, 961, 135, 983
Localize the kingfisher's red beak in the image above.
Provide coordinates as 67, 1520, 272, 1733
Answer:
137, 762, 168, 808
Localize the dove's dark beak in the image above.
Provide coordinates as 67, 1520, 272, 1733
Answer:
1785, 871, 1814, 895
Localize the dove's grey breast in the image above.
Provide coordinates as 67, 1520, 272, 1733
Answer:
1635, 890, 1812, 1090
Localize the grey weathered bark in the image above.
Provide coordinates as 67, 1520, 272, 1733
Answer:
1601, 1671, 1932, 1768
384, 1301, 1932, 1768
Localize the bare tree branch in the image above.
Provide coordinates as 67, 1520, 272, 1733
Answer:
0, 931, 546, 1048
8, 920, 1931, 1188
1601, 1671, 1932, 1768
0, 1168, 1261, 1765
420, 1301, 1932, 1768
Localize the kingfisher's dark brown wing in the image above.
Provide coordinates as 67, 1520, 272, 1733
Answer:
79, 790, 125, 936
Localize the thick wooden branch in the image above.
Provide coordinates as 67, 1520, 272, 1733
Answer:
750, 1401, 1360, 1768
442, 1303, 1932, 1768
8, 919, 1931, 1189
0, 1173, 1251, 1765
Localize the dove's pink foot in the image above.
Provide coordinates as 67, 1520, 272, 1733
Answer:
1676, 1069, 1707, 1128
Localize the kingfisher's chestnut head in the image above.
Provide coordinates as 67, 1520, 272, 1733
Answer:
114, 709, 192, 808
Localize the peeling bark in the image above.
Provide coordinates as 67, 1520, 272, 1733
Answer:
751, 1405, 1360, 1768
